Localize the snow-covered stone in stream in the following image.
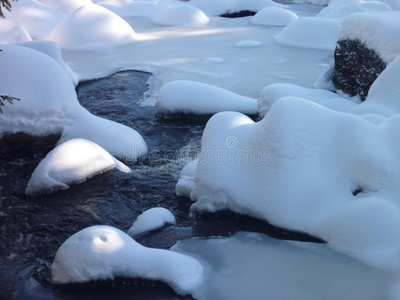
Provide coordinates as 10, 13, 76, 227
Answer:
127, 207, 177, 238
258, 83, 357, 117
151, 3, 209, 26
251, 7, 298, 26
36, 0, 93, 15
275, 17, 340, 50
51, 225, 203, 295
318, 2, 391, 20
190, 98, 400, 270
97, 2, 157, 18
176, 159, 198, 198
26, 138, 130, 195
47, 4, 136, 49
0, 10, 32, 44
11, 0, 65, 40
156, 80, 257, 115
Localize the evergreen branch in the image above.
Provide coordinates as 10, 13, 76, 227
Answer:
0, 95, 20, 113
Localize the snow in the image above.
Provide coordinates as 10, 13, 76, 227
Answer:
51, 225, 203, 295
47, 4, 137, 49
235, 40, 263, 48
35, 0, 93, 15
156, 80, 258, 115
258, 83, 357, 117
26, 138, 130, 195
173, 232, 396, 300
251, 7, 298, 26
275, 17, 340, 50
11, 0, 65, 40
308, 0, 330, 5
318, 2, 391, 20
127, 207, 176, 238
0, 10, 32, 44
338, 11, 400, 64
97, 2, 157, 18
151, 3, 209, 27
176, 159, 198, 198
190, 98, 400, 269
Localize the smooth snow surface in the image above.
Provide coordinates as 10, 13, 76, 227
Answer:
176, 159, 198, 197
35, 0, 93, 14
190, 98, 400, 269
51, 225, 203, 295
26, 139, 130, 195
235, 40, 263, 48
97, 2, 157, 18
251, 7, 298, 26
275, 17, 340, 50
127, 207, 176, 238
156, 80, 257, 115
151, 3, 209, 26
0, 10, 32, 44
47, 4, 136, 49
173, 232, 396, 300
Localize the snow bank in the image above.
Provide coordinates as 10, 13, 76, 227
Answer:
0, 10, 31, 44
98, 2, 157, 18
127, 207, 176, 238
0, 44, 80, 138
36, 0, 93, 14
26, 139, 130, 195
251, 7, 298, 26
156, 80, 257, 115
190, 98, 400, 269
258, 83, 356, 117
47, 4, 136, 49
152, 3, 209, 26
338, 11, 400, 64
176, 159, 198, 198
51, 225, 203, 295
275, 17, 340, 50
11, 0, 65, 40
189, 0, 285, 17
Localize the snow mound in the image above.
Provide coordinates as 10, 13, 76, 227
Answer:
0, 44, 80, 138
258, 83, 356, 117
318, 1, 391, 20
338, 11, 400, 64
235, 40, 263, 48
176, 159, 198, 198
26, 138, 130, 195
251, 7, 298, 26
152, 3, 209, 26
127, 207, 176, 238
35, 0, 93, 15
0, 10, 32, 44
189, 0, 285, 17
11, 0, 65, 40
275, 17, 340, 50
156, 80, 258, 115
190, 98, 400, 269
51, 225, 203, 295
98, 2, 157, 18
47, 4, 136, 49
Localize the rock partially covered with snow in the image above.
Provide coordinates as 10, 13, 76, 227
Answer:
156, 80, 257, 116
251, 7, 298, 26
275, 17, 340, 50
0, 10, 32, 44
11, 0, 65, 40
152, 3, 209, 26
26, 139, 130, 195
36, 0, 93, 14
127, 207, 176, 238
47, 4, 136, 49
51, 225, 203, 295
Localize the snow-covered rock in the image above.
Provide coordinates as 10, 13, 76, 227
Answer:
275, 17, 340, 50
156, 80, 258, 116
190, 98, 400, 269
318, 2, 391, 20
36, 0, 93, 15
176, 159, 198, 198
152, 3, 209, 26
51, 225, 203, 295
26, 138, 130, 195
97, 1, 157, 18
11, 0, 65, 40
0, 10, 32, 44
127, 207, 176, 238
47, 4, 136, 49
251, 7, 298, 26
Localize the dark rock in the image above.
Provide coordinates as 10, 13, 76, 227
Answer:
332, 39, 386, 101
220, 10, 257, 18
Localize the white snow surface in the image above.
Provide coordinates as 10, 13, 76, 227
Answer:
0, 10, 32, 44
235, 40, 263, 48
318, 1, 391, 20
151, 3, 209, 26
127, 207, 176, 238
97, 2, 157, 18
176, 159, 198, 198
190, 98, 400, 270
156, 80, 258, 115
251, 7, 298, 26
26, 139, 130, 195
36, 0, 93, 14
47, 4, 137, 49
51, 225, 203, 295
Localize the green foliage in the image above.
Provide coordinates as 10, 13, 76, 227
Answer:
0, 95, 20, 113
0, 0, 16, 18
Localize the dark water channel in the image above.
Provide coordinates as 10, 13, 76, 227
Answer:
0, 71, 320, 300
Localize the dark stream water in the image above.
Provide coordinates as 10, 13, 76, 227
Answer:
0, 71, 320, 300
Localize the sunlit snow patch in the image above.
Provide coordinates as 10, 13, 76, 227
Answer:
151, 3, 209, 26
51, 225, 203, 295
251, 7, 298, 26
26, 138, 130, 195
